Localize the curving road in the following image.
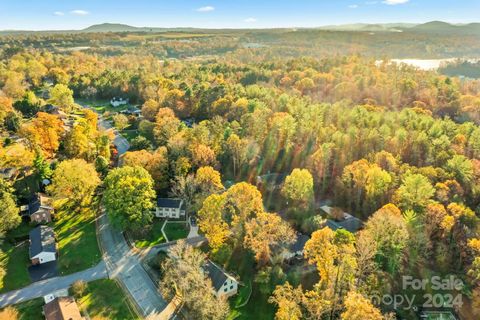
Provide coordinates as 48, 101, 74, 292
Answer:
97, 210, 166, 317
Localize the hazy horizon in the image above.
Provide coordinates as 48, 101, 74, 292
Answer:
1, 0, 479, 30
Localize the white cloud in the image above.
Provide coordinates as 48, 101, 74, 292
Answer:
244, 17, 257, 23
196, 6, 215, 12
382, 0, 409, 5
348, 4, 359, 9
53, 11, 65, 16
70, 10, 89, 16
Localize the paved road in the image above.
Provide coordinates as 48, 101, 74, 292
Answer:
98, 210, 166, 317
97, 117, 130, 155
0, 262, 107, 308
80, 103, 130, 155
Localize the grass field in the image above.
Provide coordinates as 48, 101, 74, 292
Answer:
120, 129, 139, 142
131, 219, 166, 248
163, 222, 189, 241
76, 279, 139, 319
9, 298, 44, 320
0, 242, 31, 294
54, 204, 101, 275
75, 98, 130, 114
226, 249, 276, 320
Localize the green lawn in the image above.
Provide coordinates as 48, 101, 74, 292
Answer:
76, 98, 131, 114
131, 219, 166, 248
0, 242, 31, 294
75, 279, 140, 319
9, 298, 44, 320
120, 129, 139, 142
54, 205, 101, 275
225, 249, 275, 320
163, 222, 189, 241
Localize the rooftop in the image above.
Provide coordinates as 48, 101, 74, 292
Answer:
157, 198, 183, 209
203, 260, 235, 291
29, 225, 56, 258
44, 297, 84, 320
290, 233, 310, 252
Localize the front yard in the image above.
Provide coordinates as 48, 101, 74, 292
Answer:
163, 222, 189, 241
75, 279, 140, 319
131, 219, 190, 248
225, 249, 276, 320
54, 203, 102, 275
0, 241, 31, 294
131, 219, 166, 248
4, 298, 44, 320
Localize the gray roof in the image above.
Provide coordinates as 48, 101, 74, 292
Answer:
204, 260, 233, 291
326, 217, 363, 233
157, 198, 182, 209
28, 194, 42, 216
290, 234, 309, 252
29, 226, 56, 258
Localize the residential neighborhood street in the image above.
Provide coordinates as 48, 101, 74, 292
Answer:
0, 261, 107, 308
98, 206, 167, 317
97, 117, 130, 155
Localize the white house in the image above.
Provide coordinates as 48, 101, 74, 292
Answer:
155, 198, 186, 219
110, 97, 128, 107
29, 226, 57, 265
204, 260, 238, 298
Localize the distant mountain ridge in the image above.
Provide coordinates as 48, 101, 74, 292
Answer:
1, 21, 479, 35
408, 21, 480, 34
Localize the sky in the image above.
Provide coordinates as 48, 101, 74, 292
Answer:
0, 0, 479, 30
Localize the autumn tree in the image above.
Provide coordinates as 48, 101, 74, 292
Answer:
303, 227, 357, 318
363, 204, 409, 273
339, 159, 393, 215
244, 212, 295, 264
0, 306, 18, 320
47, 159, 100, 206
64, 125, 90, 160
341, 291, 383, 320
21, 112, 64, 157
224, 182, 264, 239
112, 114, 129, 131
48, 84, 75, 112
394, 173, 434, 212
281, 168, 314, 207
269, 282, 304, 320
103, 166, 156, 231
123, 147, 169, 189
0, 179, 21, 237
198, 194, 229, 251
154, 107, 180, 145
160, 241, 230, 320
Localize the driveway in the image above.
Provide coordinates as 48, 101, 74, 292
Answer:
0, 261, 107, 308
28, 261, 58, 282
97, 210, 166, 317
